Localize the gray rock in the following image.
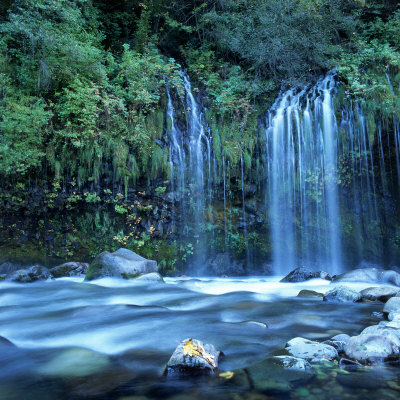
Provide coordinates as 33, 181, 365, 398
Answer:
0, 262, 23, 274
4, 266, 52, 283
360, 325, 400, 346
135, 272, 164, 282
38, 348, 111, 378
360, 286, 399, 302
272, 356, 313, 371
297, 289, 324, 298
322, 339, 347, 353
331, 334, 351, 343
50, 262, 89, 278
333, 268, 400, 286
323, 286, 361, 303
281, 267, 331, 283
165, 338, 220, 376
345, 334, 399, 363
285, 337, 338, 362
388, 313, 400, 323
85, 248, 157, 281
383, 297, 400, 318
245, 356, 315, 392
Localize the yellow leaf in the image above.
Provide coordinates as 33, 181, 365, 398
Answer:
182, 339, 216, 368
219, 371, 234, 379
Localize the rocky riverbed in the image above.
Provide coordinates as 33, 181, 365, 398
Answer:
1, 266, 400, 400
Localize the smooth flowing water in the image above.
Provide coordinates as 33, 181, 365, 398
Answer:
265, 72, 342, 275
1, 277, 399, 400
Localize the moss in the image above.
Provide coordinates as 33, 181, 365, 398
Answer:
84, 262, 103, 281
121, 272, 141, 279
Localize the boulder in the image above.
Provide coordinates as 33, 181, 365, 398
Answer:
360, 324, 400, 346
50, 262, 89, 278
280, 267, 331, 283
85, 249, 157, 281
285, 337, 338, 363
165, 338, 220, 376
383, 297, 400, 318
297, 290, 324, 298
4, 266, 52, 283
135, 272, 164, 282
360, 286, 399, 303
0, 262, 23, 275
323, 286, 361, 303
244, 356, 315, 393
331, 334, 351, 343
38, 348, 110, 378
345, 334, 399, 363
333, 268, 400, 286
324, 334, 350, 353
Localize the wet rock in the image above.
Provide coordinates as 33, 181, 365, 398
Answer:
345, 334, 399, 363
0, 261, 23, 274
297, 289, 324, 298
165, 338, 220, 377
322, 339, 347, 353
360, 286, 400, 302
280, 267, 331, 283
336, 369, 386, 389
285, 337, 338, 362
38, 347, 134, 397
38, 348, 111, 378
338, 358, 362, 371
371, 311, 385, 319
0, 336, 15, 347
331, 334, 351, 343
85, 248, 157, 281
383, 297, 400, 318
323, 286, 361, 303
360, 324, 400, 346
333, 268, 400, 286
272, 356, 313, 370
135, 272, 164, 282
50, 262, 89, 278
245, 356, 315, 392
4, 266, 52, 283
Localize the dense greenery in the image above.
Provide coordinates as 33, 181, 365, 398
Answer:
0, 0, 399, 270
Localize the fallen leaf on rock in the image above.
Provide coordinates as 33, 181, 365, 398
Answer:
182, 339, 216, 368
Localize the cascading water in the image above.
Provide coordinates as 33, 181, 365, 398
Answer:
166, 73, 213, 270
165, 70, 400, 274
265, 72, 343, 275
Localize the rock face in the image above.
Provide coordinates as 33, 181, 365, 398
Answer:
280, 267, 331, 283
50, 262, 89, 278
333, 268, 400, 286
85, 248, 157, 281
285, 337, 338, 362
383, 297, 400, 318
165, 338, 220, 376
345, 334, 399, 363
323, 286, 361, 303
360, 286, 400, 302
202, 253, 246, 276
4, 266, 52, 283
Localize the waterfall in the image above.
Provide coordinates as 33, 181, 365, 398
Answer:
265, 72, 343, 274
164, 70, 400, 275
166, 72, 212, 270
